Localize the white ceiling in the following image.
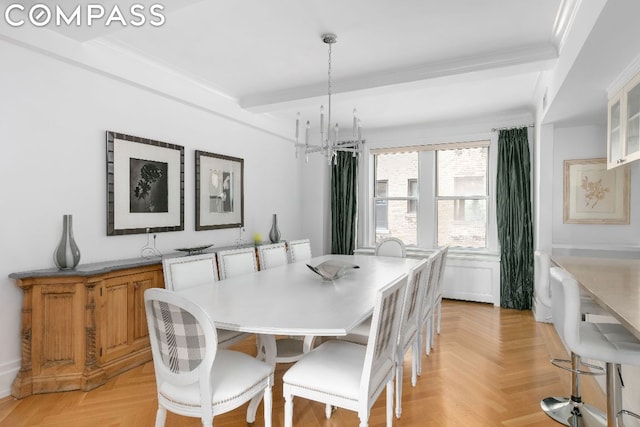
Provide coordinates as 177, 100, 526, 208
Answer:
16, 0, 625, 132
97, 0, 564, 131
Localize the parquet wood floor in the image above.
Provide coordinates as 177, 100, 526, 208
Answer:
0, 300, 605, 426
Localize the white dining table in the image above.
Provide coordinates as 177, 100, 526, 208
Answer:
176, 253, 420, 364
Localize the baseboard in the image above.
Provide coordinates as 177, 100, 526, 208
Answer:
0, 359, 21, 399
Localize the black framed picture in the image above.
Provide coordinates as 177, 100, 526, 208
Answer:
195, 150, 244, 230
106, 131, 184, 235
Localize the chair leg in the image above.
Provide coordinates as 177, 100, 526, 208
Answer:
284, 394, 293, 427
155, 407, 167, 427
263, 387, 272, 427
386, 380, 393, 427
411, 341, 418, 387
436, 299, 442, 334
395, 361, 403, 419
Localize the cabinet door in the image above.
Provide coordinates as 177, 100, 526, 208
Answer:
98, 270, 160, 364
624, 72, 640, 164
607, 91, 623, 169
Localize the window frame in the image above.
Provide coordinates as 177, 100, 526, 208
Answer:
435, 147, 489, 249
372, 152, 419, 245
363, 138, 497, 254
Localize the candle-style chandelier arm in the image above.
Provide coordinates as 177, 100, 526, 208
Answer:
294, 33, 363, 165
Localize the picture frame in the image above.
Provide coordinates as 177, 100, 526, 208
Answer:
195, 150, 244, 230
563, 158, 630, 224
106, 131, 184, 235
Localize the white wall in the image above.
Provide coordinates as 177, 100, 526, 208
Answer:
551, 124, 640, 254
0, 38, 304, 397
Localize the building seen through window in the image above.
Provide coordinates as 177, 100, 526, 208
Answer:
372, 143, 488, 249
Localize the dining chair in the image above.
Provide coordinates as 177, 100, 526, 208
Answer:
257, 242, 288, 270
283, 273, 409, 427
339, 255, 433, 418
416, 247, 442, 358
162, 253, 250, 348
216, 247, 259, 280
429, 245, 448, 352
144, 288, 274, 427
287, 239, 312, 263
374, 237, 406, 258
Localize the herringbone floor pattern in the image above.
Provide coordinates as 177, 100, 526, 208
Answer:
0, 300, 604, 426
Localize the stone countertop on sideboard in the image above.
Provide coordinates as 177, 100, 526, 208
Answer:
9, 256, 163, 280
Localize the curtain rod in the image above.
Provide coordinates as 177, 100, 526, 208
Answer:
491, 124, 534, 132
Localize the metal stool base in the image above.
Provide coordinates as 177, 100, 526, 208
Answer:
541, 396, 606, 427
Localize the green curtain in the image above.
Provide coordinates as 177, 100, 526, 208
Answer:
496, 128, 534, 310
331, 151, 358, 254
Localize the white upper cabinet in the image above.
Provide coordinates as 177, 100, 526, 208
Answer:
608, 70, 640, 169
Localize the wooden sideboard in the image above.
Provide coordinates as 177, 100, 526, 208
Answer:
9, 257, 164, 398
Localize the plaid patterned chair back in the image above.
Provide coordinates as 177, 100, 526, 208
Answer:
216, 247, 258, 280
257, 242, 288, 270
145, 288, 217, 387
361, 274, 408, 401
162, 253, 219, 291
287, 239, 312, 263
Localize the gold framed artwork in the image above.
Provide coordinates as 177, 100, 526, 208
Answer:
563, 158, 630, 224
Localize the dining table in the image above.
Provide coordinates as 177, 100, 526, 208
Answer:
174, 253, 419, 421
175, 253, 420, 364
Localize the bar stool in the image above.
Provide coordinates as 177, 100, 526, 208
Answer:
537, 252, 614, 426
549, 267, 640, 427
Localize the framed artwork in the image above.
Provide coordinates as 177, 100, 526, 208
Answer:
563, 158, 630, 224
195, 150, 244, 230
106, 131, 184, 235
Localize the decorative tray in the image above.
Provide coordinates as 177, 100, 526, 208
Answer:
306, 260, 360, 281
174, 244, 214, 255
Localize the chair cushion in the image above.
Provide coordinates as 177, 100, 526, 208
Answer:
283, 340, 365, 401
159, 349, 273, 406
577, 322, 640, 366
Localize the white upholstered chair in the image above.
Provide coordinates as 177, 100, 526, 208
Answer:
430, 246, 448, 350
257, 242, 288, 270
340, 255, 433, 418
374, 237, 406, 258
162, 254, 250, 348
216, 247, 258, 280
548, 268, 640, 426
283, 273, 409, 427
144, 288, 274, 427
418, 248, 443, 358
287, 239, 312, 263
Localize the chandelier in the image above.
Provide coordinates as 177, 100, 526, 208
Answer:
294, 33, 363, 164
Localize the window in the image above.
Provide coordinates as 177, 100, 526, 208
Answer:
373, 152, 418, 245
436, 147, 488, 248
370, 141, 490, 250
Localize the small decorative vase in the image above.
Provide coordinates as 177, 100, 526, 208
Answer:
54, 214, 81, 270
268, 214, 281, 243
